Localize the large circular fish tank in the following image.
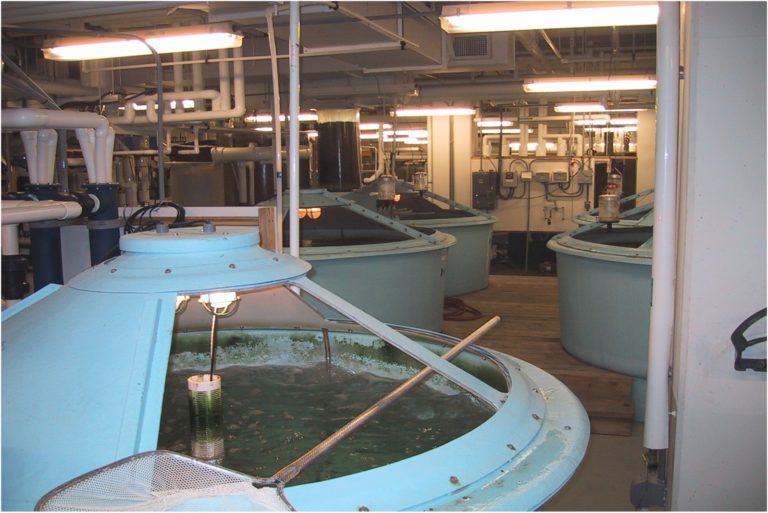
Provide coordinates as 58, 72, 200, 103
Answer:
260, 189, 455, 331
548, 223, 652, 420
2, 226, 588, 511
344, 181, 496, 296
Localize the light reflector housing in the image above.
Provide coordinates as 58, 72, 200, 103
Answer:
42, 23, 243, 61
440, 1, 658, 33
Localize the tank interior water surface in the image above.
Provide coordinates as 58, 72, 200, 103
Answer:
158, 330, 496, 485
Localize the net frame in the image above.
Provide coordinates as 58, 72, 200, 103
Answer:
35, 450, 294, 512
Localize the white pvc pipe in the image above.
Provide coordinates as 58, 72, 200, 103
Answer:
37, 129, 58, 184
20, 130, 39, 184
173, 52, 184, 113
143, 50, 245, 123
2, 225, 20, 255
520, 107, 529, 157
210, 146, 311, 162
75, 128, 97, 183
288, 1, 300, 258
2, 201, 82, 225
191, 51, 204, 111
218, 48, 231, 111
644, 1, 680, 451
2, 109, 110, 184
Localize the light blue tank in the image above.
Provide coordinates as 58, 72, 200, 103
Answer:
548, 223, 652, 421
2, 225, 588, 511
344, 181, 497, 296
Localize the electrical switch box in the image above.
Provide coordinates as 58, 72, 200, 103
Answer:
502, 170, 519, 188
576, 165, 594, 184
534, 171, 551, 183
472, 171, 498, 210
521, 171, 532, 182
552, 171, 569, 183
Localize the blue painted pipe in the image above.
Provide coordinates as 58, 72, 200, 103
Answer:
84, 183, 120, 265
26, 184, 64, 290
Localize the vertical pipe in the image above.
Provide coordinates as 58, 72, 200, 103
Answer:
57, 130, 69, 192
288, 2, 301, 258
520, 107, 529, 157
173, 52, 184, 112
644, 1, 680, 451
191, 51, 204, 111
266, 8, 284, 251
218, 49, 231, 111
448, 117, 455, 200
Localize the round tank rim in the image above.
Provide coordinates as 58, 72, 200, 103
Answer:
267, 335, 589, 511
402, 215, 497, 228
547, 224, 652, 265
297, 231, 457, 260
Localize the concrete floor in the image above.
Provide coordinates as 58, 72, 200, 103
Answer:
542, 422, 647, 511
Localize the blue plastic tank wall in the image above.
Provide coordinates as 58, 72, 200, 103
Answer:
301, 239, 451, 331
548, 226, 652, 421
409, 219, 494, 297
343, 184, 496, 296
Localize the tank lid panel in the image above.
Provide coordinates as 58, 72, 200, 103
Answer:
120, 226, 259, 254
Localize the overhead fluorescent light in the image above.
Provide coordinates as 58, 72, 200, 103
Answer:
247, 112, 318, 123
42, 23, 243, 61
480, 128, 534, 134
360, 133, 380, 140
440, 1, 658, 33
524, 75, 657, 93
394, 107, 475, 117
475, 119, 513, 127
359, 123, 392, 130
584, 126, 638, 133
383, 129, 429, 138
605, 107, 649, 112
554, 103, 606, 113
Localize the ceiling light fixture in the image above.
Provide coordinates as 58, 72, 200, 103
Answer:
475, 119, 514, 127
440, 1, 658, 33
524, 75, 657, 93
42, 23, 243, 61
554, 103, 606, 113
246, 112, 318, 123
394, 107, 475, 117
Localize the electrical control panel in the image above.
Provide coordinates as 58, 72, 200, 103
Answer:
472, 171, 498, 210
504, 159, 527, 188
552, 171, 569, 183
534, 171, 551, 183
521, 171, 532, 182
576, 165, 594, 184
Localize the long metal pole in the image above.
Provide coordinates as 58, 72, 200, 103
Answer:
644, 1, 680, 451
273, 315, 501, 483
288, 2, 300, 258
266, 8, 284, 251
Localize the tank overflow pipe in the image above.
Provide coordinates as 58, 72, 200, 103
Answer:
273, 315, 502, 484
644, 1, 680, 453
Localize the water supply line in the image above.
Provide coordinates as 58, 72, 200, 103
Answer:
288, 2, 301, 259
266, 6, 284, 252
644, 0, 680, 455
